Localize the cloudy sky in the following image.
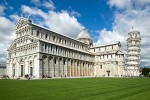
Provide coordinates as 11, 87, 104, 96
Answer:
0, 0, 150, 67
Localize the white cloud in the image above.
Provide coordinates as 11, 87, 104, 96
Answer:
31, 0, 41, 6
0, 5, 5, 15
96, 0, 150, 67
31, 0, 55, 10
70, 10, 81, 17
0, 16, 15, 63
22, 5, 83, 38
9, 14, 20, 22
43, 10, 83, 38
22, 5, 48, 19
108, 0, 132, 9
43, 0, 55, 10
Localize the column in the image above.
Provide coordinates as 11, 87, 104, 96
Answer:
55, 57, 59, 77
64, 59, 67, 77
67, 59, 71, 77
74, 61, 77, 76
71, 60, 73, 77
85, 63, 88, 76
51, 57, 55, 77
82, 62, 84, 76
79, 62, 81, 76
48, 56, 52, 77
80, 62, 83, 76
46, 56, 49, 76
77, 62, 79, 76
53, 58, 56, 77
59, 58, 63, 77
87, 63, 90, 76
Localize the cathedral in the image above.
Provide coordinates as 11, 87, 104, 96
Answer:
6, 18, 130, 79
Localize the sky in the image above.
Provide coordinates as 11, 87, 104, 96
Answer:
0, 0, 150, 67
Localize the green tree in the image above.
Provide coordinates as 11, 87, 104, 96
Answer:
142, 67, 150, 76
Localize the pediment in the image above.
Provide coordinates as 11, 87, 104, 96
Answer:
15, 18, 29, 30
116, 50, 123, 54
8, 40, 17, 50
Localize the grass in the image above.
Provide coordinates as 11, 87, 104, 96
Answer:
0, 78, 150, 100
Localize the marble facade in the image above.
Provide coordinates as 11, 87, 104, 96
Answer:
7, 18, 126, 79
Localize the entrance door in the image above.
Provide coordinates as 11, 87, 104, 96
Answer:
30, 67, 33, 76
21, 65, 24, 77
107, 71, 110, 76
13, 68, 15, 76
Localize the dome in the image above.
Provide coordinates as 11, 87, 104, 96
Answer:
77, 29, 92, 39
77, 28, 93, 46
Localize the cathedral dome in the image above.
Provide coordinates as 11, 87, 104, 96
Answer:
77, 29, 92, 39
77, 28, 93, 46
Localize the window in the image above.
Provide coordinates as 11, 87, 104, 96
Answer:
112, 45, 113, 49
99, 48, 101, 51
100, 65, 102, 69
65, 40, 66, 44
45, 44, 47, 49
30, 67, 33, 76
105, 47, 106, 50
21, 65, 24, 77
59, 38, 61, 43
56, 46, 57, 52
36, 31, 39, 36
94, 49, 95, 52
54, 59, 56, 64
63, 60, 65, 65
45, 34, 48, 39
51, 45, 53, 50
53, 36, 55, 41
107, 55, 108, 58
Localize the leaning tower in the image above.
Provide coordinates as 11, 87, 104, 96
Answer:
126, 31, 141, 76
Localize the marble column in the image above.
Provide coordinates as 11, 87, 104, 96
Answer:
64, 59, 67, 77
48, 56, 52, 77
71, 60, 73, 76
67, 59, 71, 77
59, 58, 63, 77
74, 61, 77, 76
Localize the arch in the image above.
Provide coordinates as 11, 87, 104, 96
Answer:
45, 34, 48, 39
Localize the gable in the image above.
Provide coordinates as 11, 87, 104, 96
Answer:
15, 18, 29, 30
8, 40, 17, 50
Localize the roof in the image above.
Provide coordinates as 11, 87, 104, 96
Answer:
90, 41, 121, 48
93, 50, 124, 55
77, 29, 92, 39
0, 64, 6, 68
30, 21, 89, 46
93, 50, 118, 55
15, 17, 89, 46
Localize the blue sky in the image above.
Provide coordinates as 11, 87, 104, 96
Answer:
0, 0, 150, 67
2, 0, 114, 42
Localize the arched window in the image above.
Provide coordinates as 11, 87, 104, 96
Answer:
100, 65, 102, 69
54, 59, 57, 64
45, 34, 48, 39
53, 36, 55, 41
63, 60, 65, 65
59, 38, 61, 43
36, 30, 39, 36
65, 40, 66, 44
45, 44, 47, 49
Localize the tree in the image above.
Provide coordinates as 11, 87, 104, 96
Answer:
142, 67, 150, 76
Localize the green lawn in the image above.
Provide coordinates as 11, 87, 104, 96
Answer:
0, 78, 150, 100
